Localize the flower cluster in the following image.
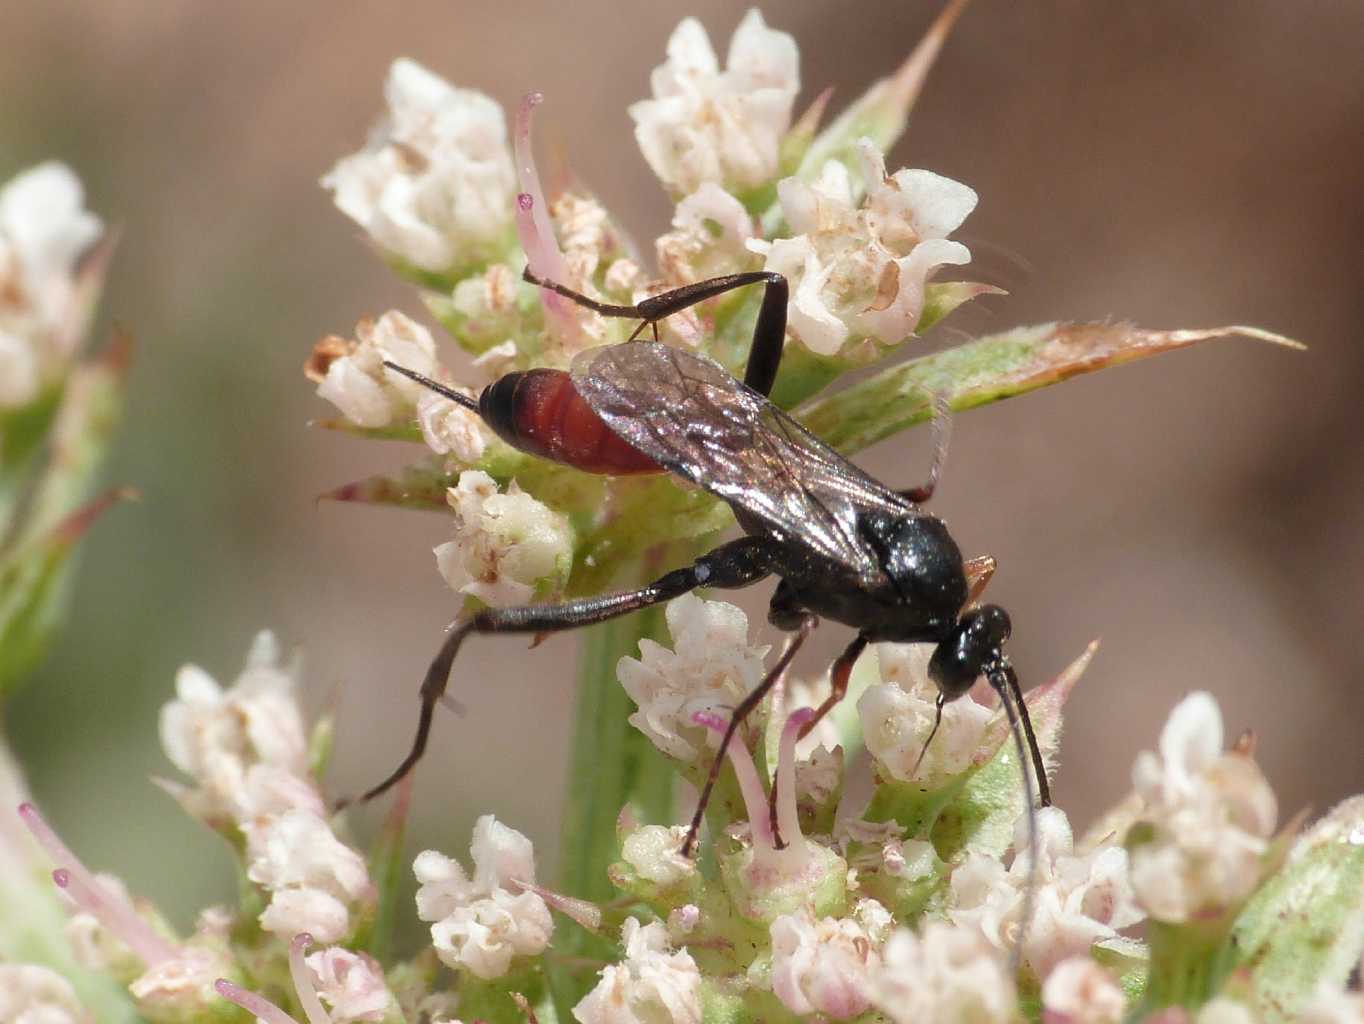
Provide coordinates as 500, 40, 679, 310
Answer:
2, 7, 1346, 1024
414, 816, 554, 979
0, 162, 103, 409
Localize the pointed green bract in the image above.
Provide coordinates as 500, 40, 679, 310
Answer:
1233, 797, 1364, 1023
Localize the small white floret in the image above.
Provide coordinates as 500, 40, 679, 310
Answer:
315, 311, 440, 428
416, 815, 554, 981
1041, 956, 1125, 1024
322, 59, 517, 273
630, 11, 799, 196
305, 946, 396, 1023
573, 918, 702, 1024
434, 471, 574, 608
867, 920, 1019, 1024
0, 964, 88, 1024
617, 593, 770, 761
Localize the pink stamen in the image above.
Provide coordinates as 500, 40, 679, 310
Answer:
20, 802, 176, 967
509, 879, 602, 932
512, 92, 579, 344
215, 979, 302, 1024
288, 933, 332, 1024
776, 709, 815, 851
692, 711, 773, 846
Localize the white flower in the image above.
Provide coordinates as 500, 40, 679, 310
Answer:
750, 141, 975, 355
434, 470, 574, 607
573, 918, 702, 1024
158, 631, 309, 821
315, 311, 441, 428
246, 809, 372, 942
770, 903, 885, 1019
259, 887, 352, 945
415, 815, 553, 980
621, 824, 695, 888
128, 946, 231, 1023
0, 162, 102, 328
656, 183, 756, 283
867, 920, 1019, 1024
322, 58, 516, 273
1301, 985, 1364, 1023
858, 642, 994, 787
1129, 692, 1278, 922
630, 10, 799, 195
305, 947, 395, 1023
1196, 998, 1261, 1024
0, 162, 103, 408
617, 593, 770, 761
0, 964, 87, 1024
949, 808, 1142, 980
1041, 957, 1125, 1024
417, 385, 487, 463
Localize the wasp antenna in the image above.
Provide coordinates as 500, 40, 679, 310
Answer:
988, 659, 1041, 977
381, 361, 479, 413
909, 692, 946, 780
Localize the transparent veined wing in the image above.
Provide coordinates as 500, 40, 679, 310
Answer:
571, 343, 920, 585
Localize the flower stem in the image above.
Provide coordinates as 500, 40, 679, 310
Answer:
1137, 918, 1237, 1014
551, 605, 674, 1012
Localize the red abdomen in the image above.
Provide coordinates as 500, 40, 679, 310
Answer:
480, 369, 661, 476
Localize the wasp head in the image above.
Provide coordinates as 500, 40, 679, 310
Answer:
929, 604, 1011, 700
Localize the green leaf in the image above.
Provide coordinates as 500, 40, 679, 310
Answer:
1233, 796, 1364, 1023
797, 322, 1303, 456
0, 334, 131, 697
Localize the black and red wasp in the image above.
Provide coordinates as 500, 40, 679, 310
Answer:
359, 268, 1050, 856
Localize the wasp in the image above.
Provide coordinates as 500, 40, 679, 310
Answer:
361, 268, 1050, 856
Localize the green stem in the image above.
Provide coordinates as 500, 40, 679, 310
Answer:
551, 607, 675, 1016
1137, 918, 1238, 1015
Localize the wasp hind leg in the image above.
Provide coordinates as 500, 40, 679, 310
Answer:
340, 535, 782, 808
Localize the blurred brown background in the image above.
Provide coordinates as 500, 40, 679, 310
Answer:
2, 1, 1361, 926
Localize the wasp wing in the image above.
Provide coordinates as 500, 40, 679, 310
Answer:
571, 343, 918, 584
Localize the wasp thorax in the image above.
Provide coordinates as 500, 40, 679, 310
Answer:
929, 605, 1012, 700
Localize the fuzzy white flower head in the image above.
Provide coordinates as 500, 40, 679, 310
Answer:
617, 593, 770, 761
323, 58, 517, 273
0, 164, 102, 324
1129, 692, 1278, 922
867, 920, 1020, 1024
0, 162, 102, 408
128, 945, 232, 1023
314, 310, 441, 428
630, 10, 799, 196
246, 808, 372, 942
950, 807, 1142, 979
305, 947, 395, 1023
858, 642, 993, 787
158, 631, 309, 821
415, 815, 553, 980
621, 824, 695, 888
1041, 957, 1125, 1024
573, 918, 702, 1024
770, 903, 885, 1019
750, 141, 975, 355
656, 183, 756, 284
1195, 998, 1260, 1024
0, 964, 88, 1024
1300, 985, 1364, 1024
417, 385, 487, 464
434, 470, 573, 607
